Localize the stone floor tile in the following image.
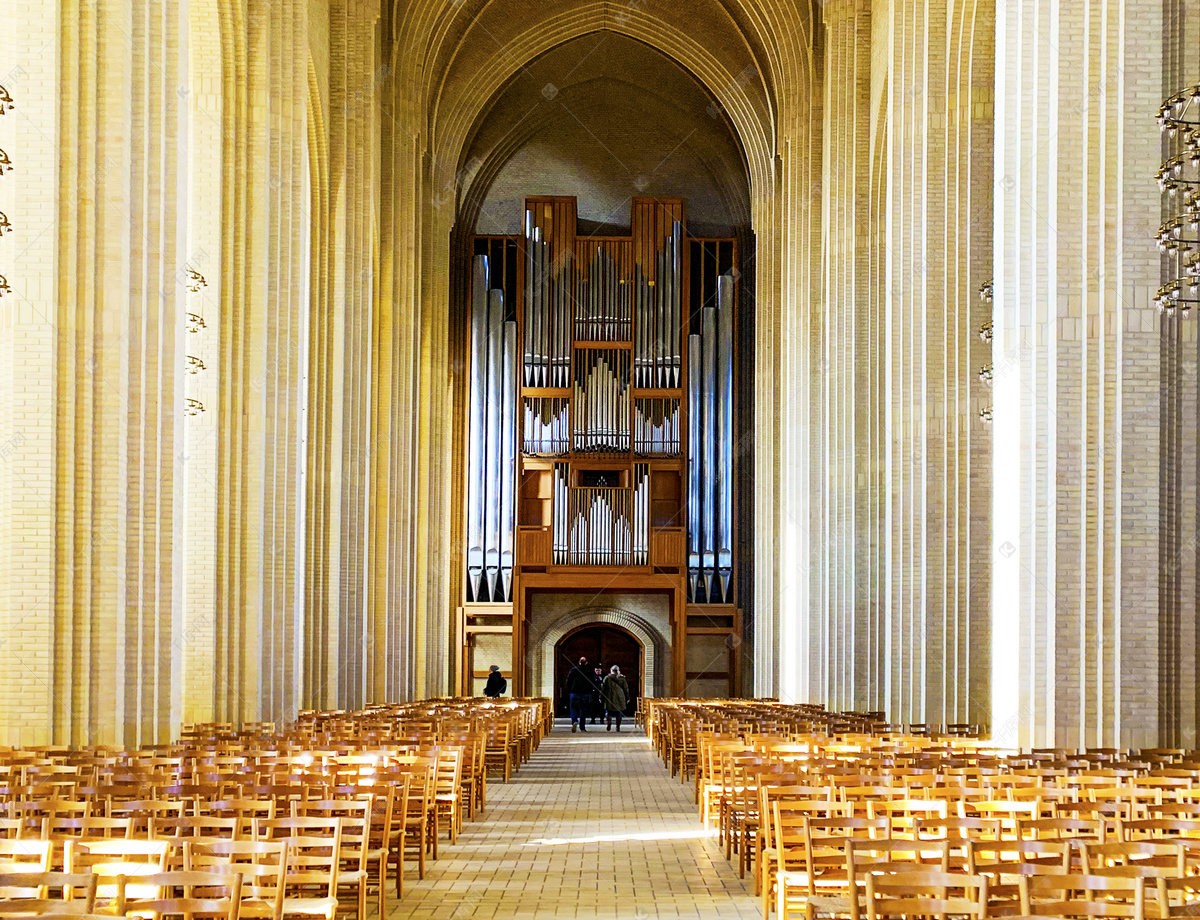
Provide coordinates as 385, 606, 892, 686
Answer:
388, 722, 759, 919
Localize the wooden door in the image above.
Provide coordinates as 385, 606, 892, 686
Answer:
554, 625, 641, 716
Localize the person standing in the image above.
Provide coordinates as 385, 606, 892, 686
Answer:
591, 665, 605, 725
601, 665, 629, 732
565, 656, 593, 732
483, 665, 506, 698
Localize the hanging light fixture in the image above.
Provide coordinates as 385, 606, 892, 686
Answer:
185, 398, 205, 417
1158, 84, 1200, 318
979, 407, 993, 423
0, 212, 11, 236
185, 267, 207, 292
186, 312, 206, 333
979, 321, 993, 343
0, 275, 10, 297
0, 84, 12, 115
0, 149, 11, 176
186, 355, 206, 375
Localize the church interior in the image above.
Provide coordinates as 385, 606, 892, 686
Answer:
2, 0, 1200, 917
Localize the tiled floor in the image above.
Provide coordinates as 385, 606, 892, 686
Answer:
393, 721, 759, 919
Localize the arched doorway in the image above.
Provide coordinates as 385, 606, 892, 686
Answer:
553, 624, 641, 718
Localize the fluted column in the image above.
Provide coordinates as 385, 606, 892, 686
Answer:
212, 0, 310, 724
993, 0, 1162, 748
0, 0, 62, 747
303, 0, 380, 711
774, 77, 824, 704
48, 0, 189, 746
1158, 0, 1200, 749
817, 0, 878, 712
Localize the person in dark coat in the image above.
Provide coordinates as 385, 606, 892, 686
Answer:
483, 664, 506, 698
590, 665, 605, 724
600, 665, 629, 732
565, 656, 593, 732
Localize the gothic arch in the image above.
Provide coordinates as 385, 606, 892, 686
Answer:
530, 606, 671, 702
416, 1, 787, 201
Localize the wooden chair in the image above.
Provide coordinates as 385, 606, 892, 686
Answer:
387, 760, 434, 885
433, 748, 463, 846
253, 817, 341, 920
187, 840, 287, 920
1078, 841, 1186, 878
863, 870, 989, 920
771, 809, 888, 920
0, 872, 98, 915
1019, 873, 1147, 919
292, 801, 369, 920
63, 839, 170, 911
0, 840, 53, 878
118, 870, 244, 920
1149, 875, 1200, 919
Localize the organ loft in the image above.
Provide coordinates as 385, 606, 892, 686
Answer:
458, 198, 744, 703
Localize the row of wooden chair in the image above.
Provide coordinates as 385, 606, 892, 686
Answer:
0, 698, 550, 919
647, 699, 1200, 920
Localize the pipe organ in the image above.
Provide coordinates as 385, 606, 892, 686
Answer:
687, 259, 736, 603
459, 197, 743, 698
465, 245, 519, 603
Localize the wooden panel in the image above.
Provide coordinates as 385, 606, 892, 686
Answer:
651, 529, 686, 567
518, 527, 552, 565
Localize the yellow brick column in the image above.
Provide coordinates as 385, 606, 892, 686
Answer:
878, 0, 994, 728
211, 0, 310, 725
993, 0, 1163, 748
0, 0, 60, 747
50, 0, 190, 746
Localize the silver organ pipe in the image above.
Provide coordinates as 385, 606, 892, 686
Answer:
572, 349, 629, 453
466, 253, 518, 602
687, 332, 701, 599
523, 397, 569, 455
633, 398, 680, 455
499, 319, 517, 600
715, 274, 734, 596
466, 255, 488, 600
686, 266, 736, 603
566, 485, 637, 566
633, 463, 650, 565
483, 288, 504, 600
523, 213, 572, 388
553, 463, 569, 564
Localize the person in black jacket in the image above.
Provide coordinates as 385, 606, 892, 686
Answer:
483, 665, 506, 698
590, 665, 605, 725
565, 657, 593, 732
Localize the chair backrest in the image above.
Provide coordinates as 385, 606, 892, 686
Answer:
253, 816, 341, 899
204, 800, 276, 838
63, 838, 170, 904
864, 869, 989, 920
118, 870, 244, 920
1019, 872, 1147, 919
1079, 840, 1185, 877
0, 870, 98, 911
292, 800, 369, 876
0, 838, 53, 881
187, 839, 287, 920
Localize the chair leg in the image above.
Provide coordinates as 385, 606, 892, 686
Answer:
376, 856, 387, 918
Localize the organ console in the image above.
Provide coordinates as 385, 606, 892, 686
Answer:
459, 197, 742, 697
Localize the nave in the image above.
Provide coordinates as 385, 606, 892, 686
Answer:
397, 724, 756, 919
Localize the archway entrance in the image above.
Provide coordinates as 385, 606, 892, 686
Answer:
553, 624, 641, 718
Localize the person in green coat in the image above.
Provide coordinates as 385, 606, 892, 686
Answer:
600, 665, 629, 732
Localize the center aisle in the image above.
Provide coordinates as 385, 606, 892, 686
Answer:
395, 721, 759, 919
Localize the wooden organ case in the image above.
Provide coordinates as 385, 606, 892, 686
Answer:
456, 197, 741, 699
